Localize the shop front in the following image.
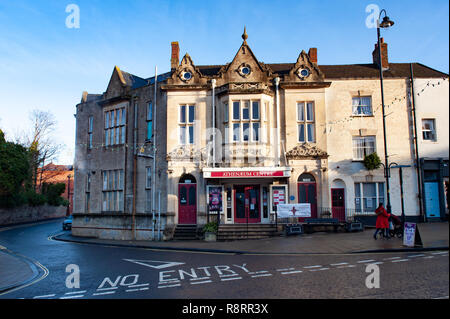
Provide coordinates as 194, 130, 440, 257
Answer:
203, 167, 291, 225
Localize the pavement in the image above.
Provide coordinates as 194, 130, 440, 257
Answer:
0, 221, 448, 294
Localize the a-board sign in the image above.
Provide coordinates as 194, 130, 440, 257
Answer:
403, 222, 416, 247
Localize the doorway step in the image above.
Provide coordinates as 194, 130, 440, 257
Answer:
173, 224, 199, 240
217, 224, 281, 241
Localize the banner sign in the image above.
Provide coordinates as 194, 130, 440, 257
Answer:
209, 171, 285, 178
277, 204, 311, 218
403, 222, 416, 247
208, 186, 222, 212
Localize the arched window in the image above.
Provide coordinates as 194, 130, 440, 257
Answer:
179, 174, 196, 184
298, 173, 315, 183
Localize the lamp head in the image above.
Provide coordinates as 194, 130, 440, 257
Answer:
379, 15, 394, 28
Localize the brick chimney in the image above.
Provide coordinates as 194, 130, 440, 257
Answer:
171, 41, 179, 71
308, 48, 317, 64
372, 37, 389, 70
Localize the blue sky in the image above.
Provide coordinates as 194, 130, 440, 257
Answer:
0, 0, 448, 164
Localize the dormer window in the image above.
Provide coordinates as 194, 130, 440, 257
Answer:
297, 67, 310, 80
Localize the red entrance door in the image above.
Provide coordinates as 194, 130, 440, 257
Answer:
331, 188, 345, 222
178, 183, 197, 224
297, 183, 318, 221
234, 185, 260, 224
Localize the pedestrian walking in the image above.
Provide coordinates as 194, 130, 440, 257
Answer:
373, 203, 390, 239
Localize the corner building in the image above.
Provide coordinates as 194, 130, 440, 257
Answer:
73, 30, 449, 240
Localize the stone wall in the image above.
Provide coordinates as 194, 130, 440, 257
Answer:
0, 205, 67, 226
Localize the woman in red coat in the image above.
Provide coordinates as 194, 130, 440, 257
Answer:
374, 203, 390, 239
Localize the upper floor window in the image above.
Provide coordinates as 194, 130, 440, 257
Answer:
105, 107, 126, 147
353, 136, 376, 160
147, 102, 153, 141
352, 96, 372, 116
422, 119, 436, 141
102, 169, 124, 212
297, 102, 315, 143
231, 100, 260, 142
179, 105, 195, 145
88, 116, 93, 149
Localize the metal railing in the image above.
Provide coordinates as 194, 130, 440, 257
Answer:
273, 207, 379, 224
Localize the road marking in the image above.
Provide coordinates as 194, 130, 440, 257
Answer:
251, 273, 272, 278
384, 257, 401, 260
422, 256, 435, 259
277, 268, 295, 272
125, 287, 149, 293
431, 251, 448, 255
96, 287, 118, 291
309, 267, 330, 272
60, 295, 84, 299
371, 262, 384, 265
220, 274, 239, 278
337, 265, 356, 269
391, 259, 409, 263
65, 290, 87, 295
280, 270, 303, 275
33, 294, 56, 299
248, 271, 268, 274
330, 262, 349, 266
128, 283, 149, 288
221, 277, 242, 281
357, 260, 376, 263
303, 265, 322, 269
158, 283, 181, 289
190, 281, 212, 285
408, 254, 425, 258
123, 259, 185, 269
93, 291, 116, 296
190, 277, 211, 281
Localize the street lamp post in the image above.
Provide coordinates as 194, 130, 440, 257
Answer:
376, 9, 395, 214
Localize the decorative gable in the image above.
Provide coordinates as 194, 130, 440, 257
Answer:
284, 50, 325, 83
105, 66, 128, 99
166, 53, 208, 86
286, 143, 328, 160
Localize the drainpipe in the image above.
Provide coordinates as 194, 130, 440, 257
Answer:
409, 63, 424, 221
132, 99, 138, 240
211, 79, 216, 167
152, 66, 158, 240
274, 77, 281, 167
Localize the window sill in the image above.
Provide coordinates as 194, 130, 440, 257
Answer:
351, 115, 374, 118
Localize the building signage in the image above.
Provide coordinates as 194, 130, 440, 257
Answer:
277, 204, 311, 218
207, 186, 223, 212
403, 222, 416, 247
209, 171, 285, 178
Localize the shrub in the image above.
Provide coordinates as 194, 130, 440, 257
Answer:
363, 152, 382, 171
202, 221, 218, 234
41, 182, 66, 206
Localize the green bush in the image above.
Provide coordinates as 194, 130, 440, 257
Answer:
26, 190, 47, 207
363, 152, 382, 171
41, 182, 66, 206
202, 221, 218, 234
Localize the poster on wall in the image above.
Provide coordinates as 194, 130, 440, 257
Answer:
277, 204, 311, 218
208, 186, 223, 212
271, 185, 287, 212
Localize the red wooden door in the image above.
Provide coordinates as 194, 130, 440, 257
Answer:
297, 183, 318, 221
234, 185, 260, 224
331, 188, 346, 222
178, 183, 197, 224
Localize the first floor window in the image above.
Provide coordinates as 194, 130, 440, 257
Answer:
102, 169, 124, 212
104, 107, 126, 147
297, 102, 315, 142
179, 104, 195, 145
352, 136, 376, 160
355, 182, 384, 213
352, 96, 372, 116
422, 119, 436, 141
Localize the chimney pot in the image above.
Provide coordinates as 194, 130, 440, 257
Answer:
171, 41, 179, 70
308, 48, 318, 64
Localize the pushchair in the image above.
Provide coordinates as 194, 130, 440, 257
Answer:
389, 213, 403, 238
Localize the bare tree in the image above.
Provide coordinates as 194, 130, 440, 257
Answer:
16, 109, 65, 192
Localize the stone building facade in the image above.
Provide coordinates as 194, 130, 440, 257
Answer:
72, 30, 449, 240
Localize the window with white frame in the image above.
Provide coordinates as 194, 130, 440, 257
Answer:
422, 119, 436, 141
352, 136, 376, 160
297, 102, 315, 143
354, 182, 385, 213
231, 100, 260, 142
352, 96, 372, 116
179, 104, 195, 145
104, 107, 126, 147
102, 169, 124, 212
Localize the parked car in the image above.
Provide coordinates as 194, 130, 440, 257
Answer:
62, 215, 73, 230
